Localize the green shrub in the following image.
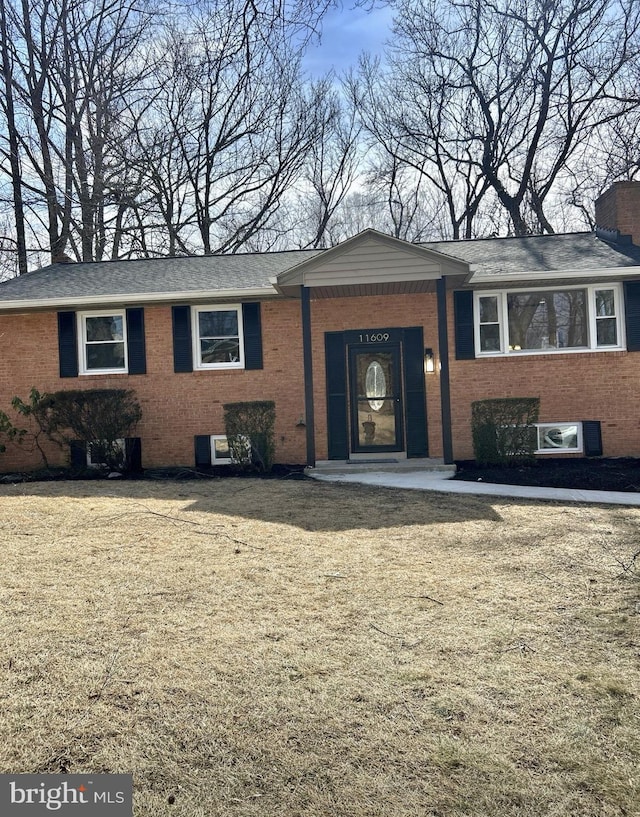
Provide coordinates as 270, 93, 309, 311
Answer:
13, 388, 142, 472
223, 400, 276, 472
471, 397, 540, 466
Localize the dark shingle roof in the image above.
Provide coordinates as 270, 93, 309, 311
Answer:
0, 249, 320, 304
422, 232, 640, 278
0, 232, 639, 309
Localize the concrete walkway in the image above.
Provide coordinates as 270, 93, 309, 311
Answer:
308, 469, 640, 506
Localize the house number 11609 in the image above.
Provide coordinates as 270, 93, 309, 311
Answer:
359, 332, 390, 343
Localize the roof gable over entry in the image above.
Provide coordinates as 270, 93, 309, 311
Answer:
276, 230, 470, 297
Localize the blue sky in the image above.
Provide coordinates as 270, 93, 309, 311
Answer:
302, 4, 395, 76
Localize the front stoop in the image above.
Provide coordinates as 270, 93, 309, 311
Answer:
306, 458, 457, 477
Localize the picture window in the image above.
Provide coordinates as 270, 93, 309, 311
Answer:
474, 285, 623, 355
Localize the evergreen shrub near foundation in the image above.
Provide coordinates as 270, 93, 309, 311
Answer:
223, 400, 275, 472
471, 397, 540, 466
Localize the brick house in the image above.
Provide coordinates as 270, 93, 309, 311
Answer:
1, 182, 640, 472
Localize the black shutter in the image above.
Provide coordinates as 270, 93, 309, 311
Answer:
172, 305, 193, 372
194, 435, 212, 467
242, 302, 263, 370
624, 281, 640, 351
454, 290, 475, 360
58, 311, 79, 378
403, 327, 429, 458
583, 421, 603, 457
125, 308, 146, 375
325, 332, 348, 460
124, 437, 142, 472
69, 439, 86, 468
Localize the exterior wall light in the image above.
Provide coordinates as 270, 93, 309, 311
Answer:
424, 348, 435, 373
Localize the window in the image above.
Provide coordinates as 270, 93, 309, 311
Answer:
86, 439, 126, 468
535, 423, 582, 454
209, 434, 250, 465
474, 285, 623, 355
210, 435, 232, 464
478, 295, 502, 352
594, 289, 619, 345
193, 306, 244, 369
79, 311, 127, 374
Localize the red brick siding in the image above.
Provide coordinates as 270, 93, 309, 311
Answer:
595, 182, 640, 246
1, 288, 639, 471
0, 302, 308, 471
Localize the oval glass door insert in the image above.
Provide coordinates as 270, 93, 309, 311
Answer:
365, 360, 386, 412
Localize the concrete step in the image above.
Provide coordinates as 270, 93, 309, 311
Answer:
306, 458, 457, 477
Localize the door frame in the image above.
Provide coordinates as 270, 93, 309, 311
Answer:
347, 342, 404, 454
324, 326, 429, 460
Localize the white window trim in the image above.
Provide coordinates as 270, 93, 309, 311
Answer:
474, 284, 625, 357
192, 305, 245, 370
78, 310, 128, 375
535, 423, 583, 455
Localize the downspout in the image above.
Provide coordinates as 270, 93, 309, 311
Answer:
301, 285, 316, 466
436, 277, 454, 464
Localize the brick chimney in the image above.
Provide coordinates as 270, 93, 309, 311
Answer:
595, 181, 640, 246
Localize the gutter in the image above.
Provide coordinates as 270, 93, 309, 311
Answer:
469, 266, 640, 285
0, 286, 282, 313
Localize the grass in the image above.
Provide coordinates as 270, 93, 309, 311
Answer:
0, 478, 638, 816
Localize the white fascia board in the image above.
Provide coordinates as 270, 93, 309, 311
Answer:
0, 286, 280, 312
469, 266, 640, 284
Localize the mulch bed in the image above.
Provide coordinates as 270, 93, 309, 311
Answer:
454, 457, 640, 492
0, 463, 308, 484
4, 459, 640, 492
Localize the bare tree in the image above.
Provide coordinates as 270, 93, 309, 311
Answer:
352, 55, 493, 239
131, 0, 333, 255
0, 0, 156, 263
0, 0, 28, 274
0, 0, 334, 265
293, 79, 362, 248
362, 0, 640, 236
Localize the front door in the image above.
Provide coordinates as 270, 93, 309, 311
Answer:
348, 344, 404, 453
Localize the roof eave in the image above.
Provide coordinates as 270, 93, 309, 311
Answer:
469, 266, 640, 285
0, 286, 281, 313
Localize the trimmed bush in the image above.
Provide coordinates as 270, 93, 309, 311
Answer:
471, 397, 540, 466
223, 400, 275, 472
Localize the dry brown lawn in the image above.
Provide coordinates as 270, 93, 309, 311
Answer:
0, 478, 638, 816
